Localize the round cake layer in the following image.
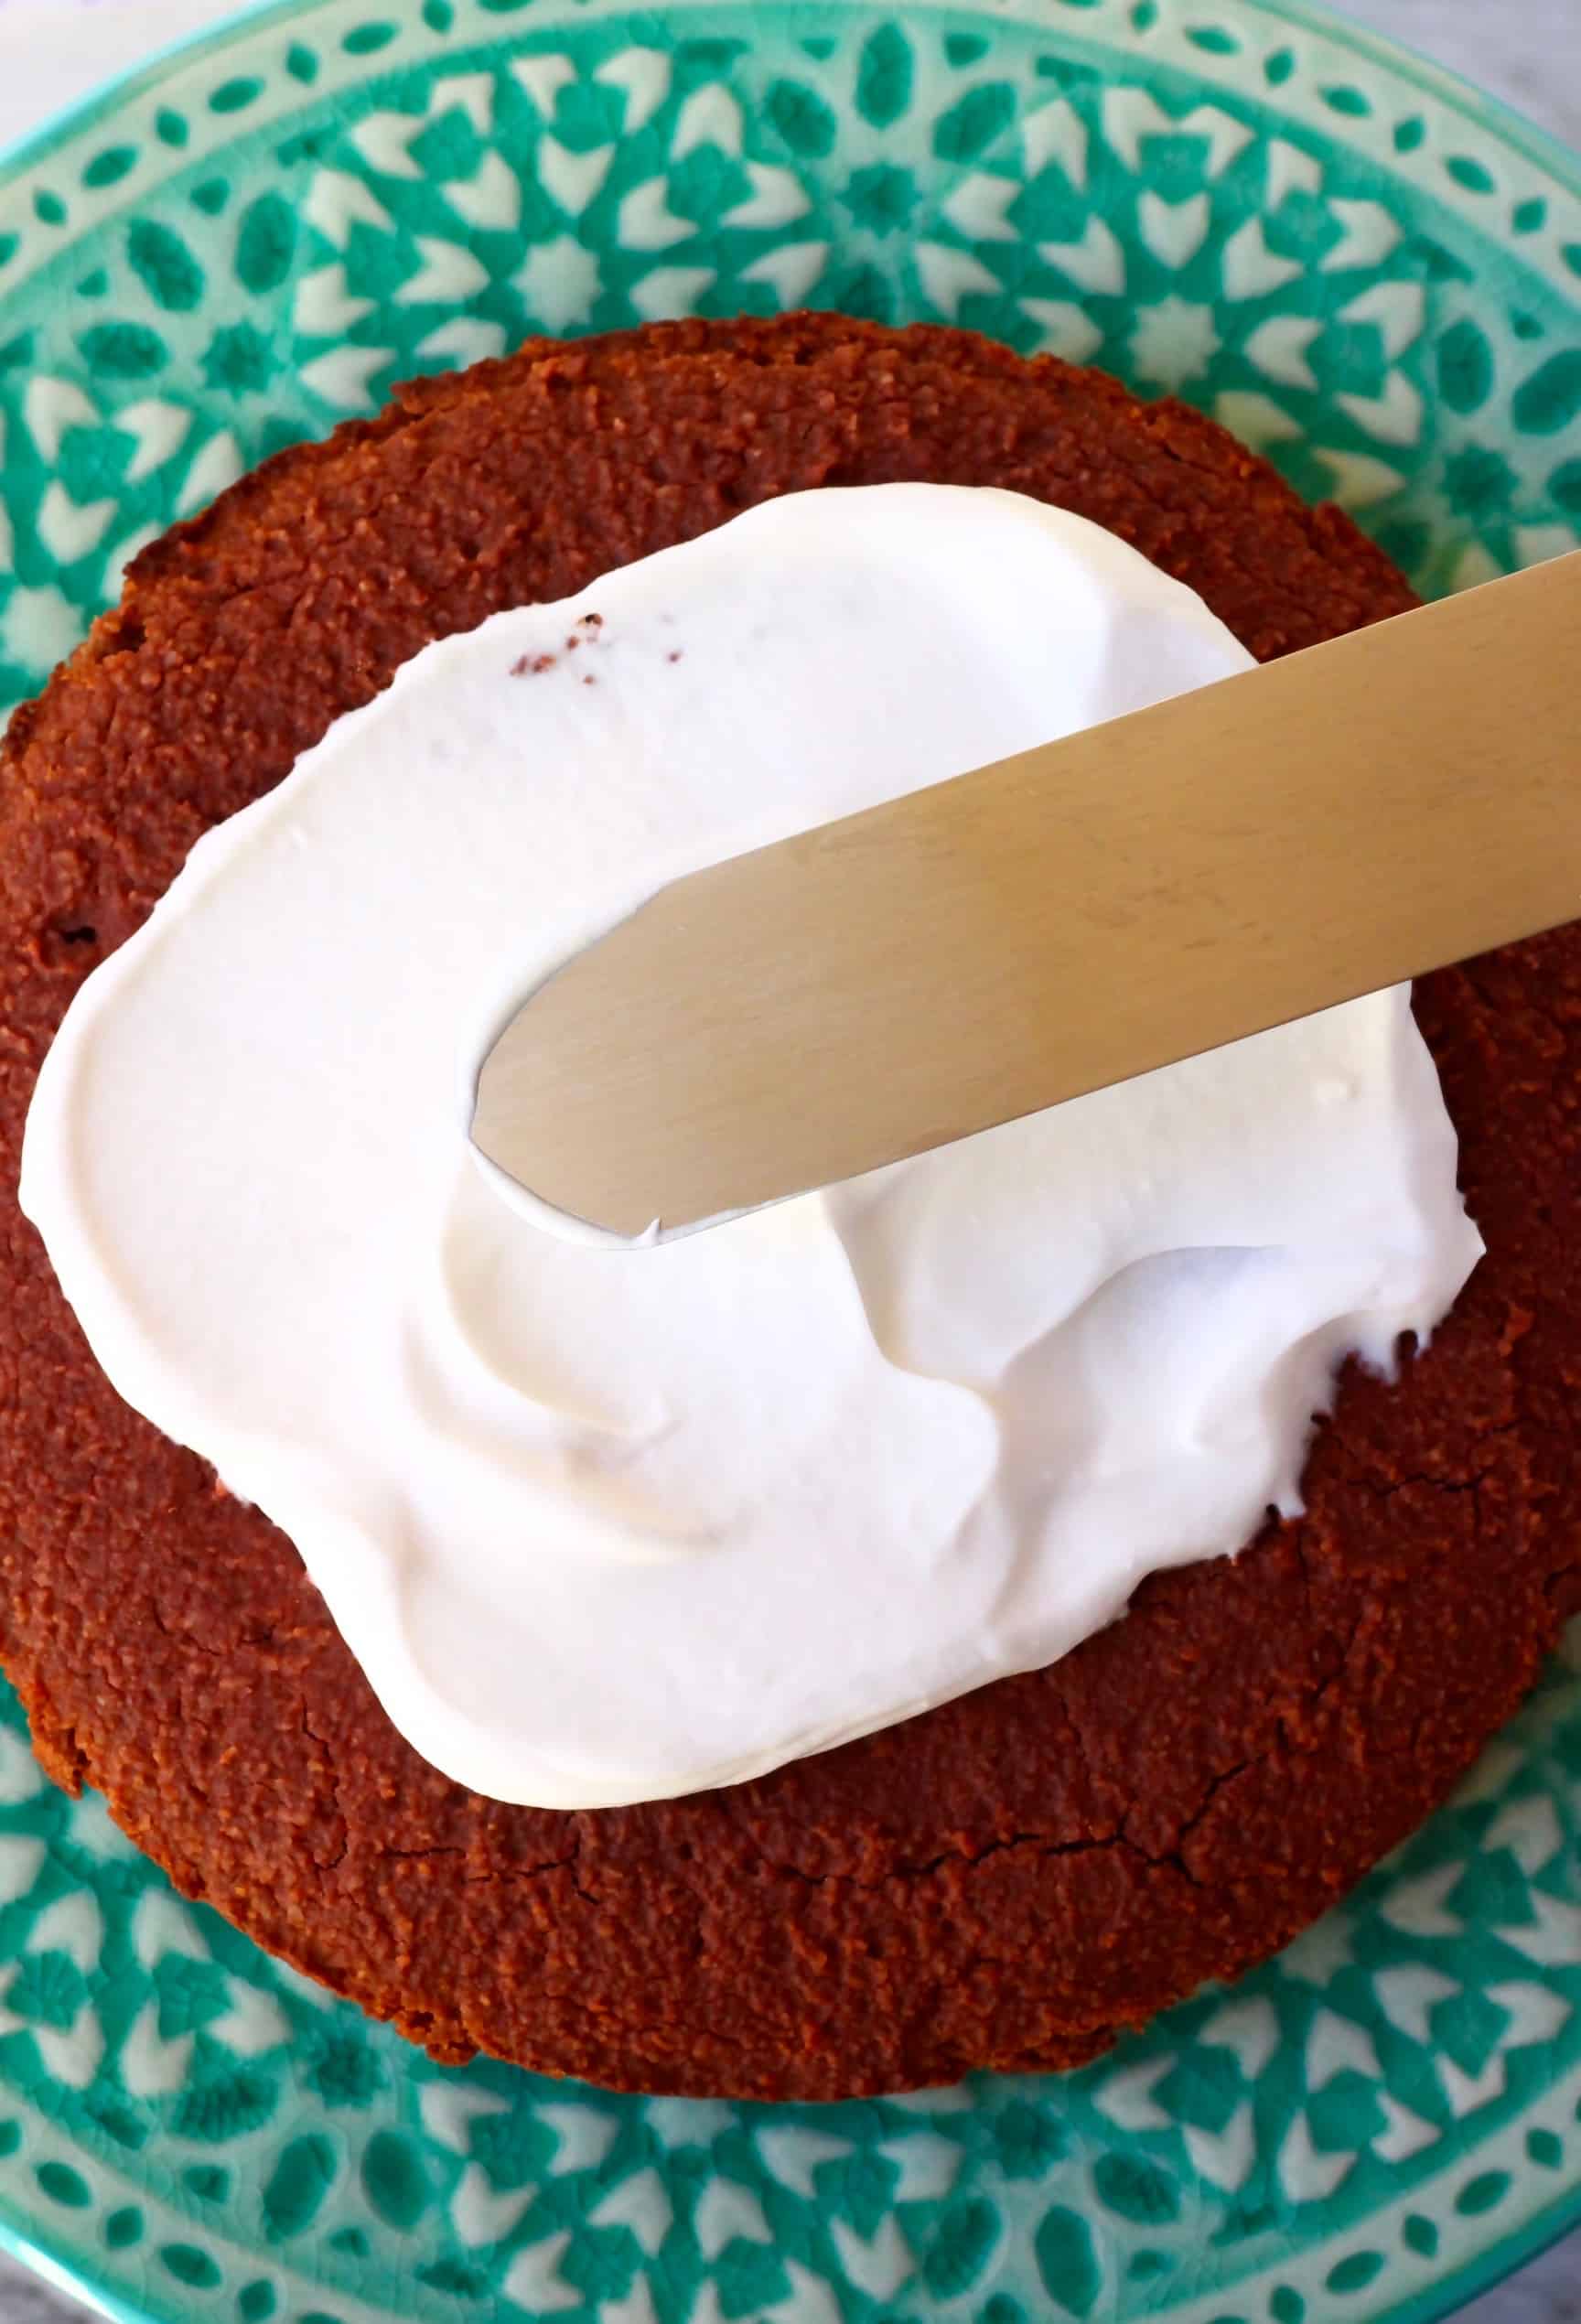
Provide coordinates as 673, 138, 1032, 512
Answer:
2, 314, 1576, 2101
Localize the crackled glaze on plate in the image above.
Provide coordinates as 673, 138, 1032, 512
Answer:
0, 3, 1579, 2321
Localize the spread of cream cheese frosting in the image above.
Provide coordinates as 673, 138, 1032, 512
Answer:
21, 484, 1484, 1812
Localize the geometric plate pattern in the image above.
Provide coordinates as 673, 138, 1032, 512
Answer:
4, 1645, 1581, 2324
0, 4, 1578, 2321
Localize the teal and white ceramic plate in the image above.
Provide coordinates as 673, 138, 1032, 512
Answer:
1, 2, 1579, 2319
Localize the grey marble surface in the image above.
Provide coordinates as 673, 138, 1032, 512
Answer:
0, 1, 1576, 2319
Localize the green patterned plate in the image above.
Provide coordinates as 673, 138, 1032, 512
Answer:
1, 2, 1580, 2319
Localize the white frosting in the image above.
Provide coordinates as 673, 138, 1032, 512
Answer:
22, 486, 1483, 1812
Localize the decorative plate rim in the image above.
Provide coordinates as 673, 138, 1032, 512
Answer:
2, 0, 1580, 218
1240, 0, 1581, 196
0, 4, 1577, 2323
